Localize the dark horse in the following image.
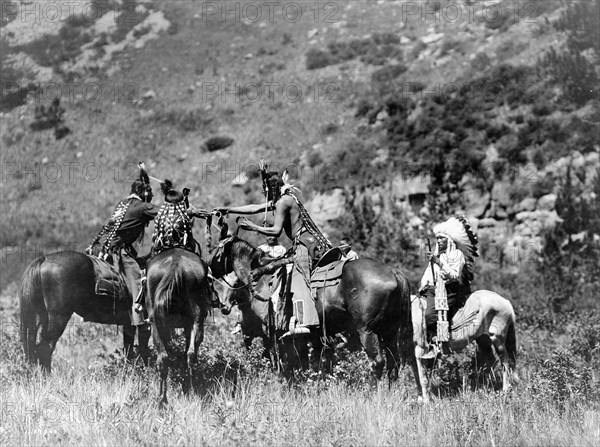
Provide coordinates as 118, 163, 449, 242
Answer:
210, 236, 416, 383
145, 248, 212, 405
19, 250, 149, 372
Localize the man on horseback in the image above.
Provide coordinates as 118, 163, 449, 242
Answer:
215, 160, 333, 336
418, 215, 479, 356
86, 163, 213, 359
151, 180, 199, 256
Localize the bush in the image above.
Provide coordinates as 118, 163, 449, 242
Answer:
306, 48, 334, 70
205, 136, 235, 152
528, 351, 598, 410
371, 64, 407, 84
306, 34, 403, 70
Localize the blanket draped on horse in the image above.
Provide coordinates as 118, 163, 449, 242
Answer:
88, 255, 131, 303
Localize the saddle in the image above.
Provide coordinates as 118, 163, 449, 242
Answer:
309, 258, 348, 300
88, 255, 131, 303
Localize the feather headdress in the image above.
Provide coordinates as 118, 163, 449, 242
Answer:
281, 169, 300, 195
138, 162, 150, 185
433, 215, 479, 282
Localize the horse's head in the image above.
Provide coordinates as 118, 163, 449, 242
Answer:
209, 236, 266, 278
212, 270, 254, 315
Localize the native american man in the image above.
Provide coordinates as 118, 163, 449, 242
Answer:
86, 164, 210, 358
214, 161, 333, 335
151, 180, 199, 256
418, 215, 479, 343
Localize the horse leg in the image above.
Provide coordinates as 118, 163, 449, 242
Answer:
185, 322, 204, 396
138, 325, 151, 366
414, 346, 432, 403
358, 330, 385, 381
490, 334, 513, 393
475, 335, 497, 389
37, 311, 72, 373
381, 334, 400, 386
123, 325, 136, 361
152, 327, 170, 407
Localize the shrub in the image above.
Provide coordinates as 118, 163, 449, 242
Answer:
371, 64, 407, 85
306, 48, 333, 70
528, 350, 598, 410
205, 136, 235, 152
30, 98, 71, 140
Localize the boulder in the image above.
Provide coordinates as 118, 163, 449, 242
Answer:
536, 194, 557, 211
503, 235, 543, 266
306, 189, 346, 227
515, 197, 537, 212
462, 185, 490, 218
421, 33, 444, 45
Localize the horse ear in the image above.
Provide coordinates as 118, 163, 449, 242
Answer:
220, 223, 229, 240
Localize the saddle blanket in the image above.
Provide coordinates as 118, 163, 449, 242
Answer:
310, 259, 346, 288
88, 255, 130, 302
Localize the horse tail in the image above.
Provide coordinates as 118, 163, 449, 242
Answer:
506, 317, 517, 368
393, 269, 414, 365
153, 261, 184, 340
20, 256, 45, 363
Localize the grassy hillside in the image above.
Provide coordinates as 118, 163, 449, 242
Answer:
1, 1, 589, 287
0, 1, 599, 445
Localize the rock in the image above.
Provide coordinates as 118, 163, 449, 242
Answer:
307, 29, 319, 39
462, 186, 490, 218
306, 189, 346, 226
537, 194, 557, 211
503, 235, 543, 265
516, 197, 537, 212
491, 181, 511, 209
204, 135, 234, 152
142, 90, 156, 100
400, 36, 411, 44
421, 33, 444, 45
376, 110, 389, 121
409, 216, 424, 229
392, 175, 430, 198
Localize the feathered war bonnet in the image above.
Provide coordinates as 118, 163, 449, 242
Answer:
433, 215, 479, 282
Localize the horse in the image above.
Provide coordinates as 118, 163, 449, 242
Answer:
209, 236, 415, 384
411, 290, 518, 402
145, 248, 212, 406
19, 250, 150, 372
214, 271, 276, 360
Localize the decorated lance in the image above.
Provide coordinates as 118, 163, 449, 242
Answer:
427, 238, 436, 285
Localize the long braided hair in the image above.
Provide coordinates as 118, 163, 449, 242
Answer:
151, 180, 195, 255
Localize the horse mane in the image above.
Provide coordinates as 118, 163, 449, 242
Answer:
229, 237, 260, 267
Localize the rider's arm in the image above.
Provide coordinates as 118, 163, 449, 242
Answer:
241, 197, 290, 237
186, 206, 210, 219
439, 251, 465, 281
141, 203, 160, 220
225, 203, 275, 215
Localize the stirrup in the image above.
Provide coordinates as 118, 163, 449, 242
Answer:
135, 276, 146, 305
279, 319, 311, 339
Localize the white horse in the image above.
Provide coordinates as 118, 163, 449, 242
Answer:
411, 290, 518, 403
